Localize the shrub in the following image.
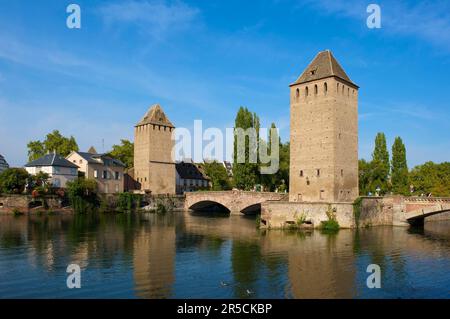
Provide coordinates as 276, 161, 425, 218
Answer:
117, 193, 142, 213
321, 205, 340, 232
156, 203, 167, 214
0, 168, 30, 194
12, 208, 23, 216
66, 178, 98, 213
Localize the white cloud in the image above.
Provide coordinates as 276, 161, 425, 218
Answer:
98, 0, 200, 40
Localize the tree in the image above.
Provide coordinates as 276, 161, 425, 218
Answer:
358, 159, 372, 196
371, 132, 390, 194
108, 139, 134, 168
27, 130, 78, 161
391, 137, 409, 195
233, 107, 260, 190
409, 162, 450, 197
66, 178, 99, 213
260, 123, 289, 192
203, 161, 231, 191
0, 168, 30, 194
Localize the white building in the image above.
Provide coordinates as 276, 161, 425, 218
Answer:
25, 153, 79, 188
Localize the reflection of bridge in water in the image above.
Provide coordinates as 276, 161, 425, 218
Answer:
184, 191, 288, 215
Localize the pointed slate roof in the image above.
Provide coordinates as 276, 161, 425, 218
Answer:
292, 50, 358, 88
136, 104, 174, 127
25, 153, 79, 168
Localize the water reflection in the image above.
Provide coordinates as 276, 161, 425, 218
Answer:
0, 213, 449, 298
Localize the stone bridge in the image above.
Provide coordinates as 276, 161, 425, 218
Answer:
184, 191, 288, 215
404, 197, 450, 226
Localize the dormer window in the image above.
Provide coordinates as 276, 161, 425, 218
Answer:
310, 69, 316, 75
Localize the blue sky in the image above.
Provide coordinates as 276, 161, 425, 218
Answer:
0, 0, 449, 167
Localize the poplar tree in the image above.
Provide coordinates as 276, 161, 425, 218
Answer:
391, 137, 409, 195
371, 132, 390, 194
233, 107, 260, 190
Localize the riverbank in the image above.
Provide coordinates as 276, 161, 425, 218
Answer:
0, 193, 185, 215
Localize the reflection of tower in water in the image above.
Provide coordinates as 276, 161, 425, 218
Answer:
133, 215, 176, 298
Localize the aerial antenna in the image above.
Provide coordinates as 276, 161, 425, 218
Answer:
102, 138, 105, 153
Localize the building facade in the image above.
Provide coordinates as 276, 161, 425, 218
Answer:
134, 104, 176, 194
175, 161, 210, 194
25, 153, 78, 188
289, 50, 359, 203
66, 148, 125, 194
0, 154, 9, 173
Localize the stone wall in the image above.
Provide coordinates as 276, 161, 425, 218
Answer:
261, 201, 355, 229
357, 197, 397, 227
0, 194, 66, 214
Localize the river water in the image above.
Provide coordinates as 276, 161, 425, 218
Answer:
0, 212, 449, 299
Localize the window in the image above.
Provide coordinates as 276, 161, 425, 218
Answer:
54, 167, 61, 174
348, 88, 350, 96
53, 178, 61, 188
324, 82, 327, 94
115, 185, 119, 193
320, 190, 325, 200
300, 170, 303, 177
105, 184, 109, 193
341, 169, 344, 177
305, 86, 309, 97
337, 83, 339, 92
296, 88, 299, 98
79, 159, 82, 164
317, 169, 320, 177
102, 170, 108, 179
310, 70, 316, 75
314, 84, 318, 95
115, 171, 120, 180
70, 168, 77, 176
94, 170, 98, 179
342, 85, 344, 94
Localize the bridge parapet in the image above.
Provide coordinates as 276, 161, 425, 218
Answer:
184, 190, 287, 214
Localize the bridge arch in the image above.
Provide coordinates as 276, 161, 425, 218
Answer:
240, 203, 261, 215
188, 200, 231, 214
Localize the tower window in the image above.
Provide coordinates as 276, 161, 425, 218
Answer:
324, 82, 327, 94
348, 88, 350, 96
305, 86, 309, 97
314, 84, 318, 95
337, 83, 339, 92
320, 190, 325, 200
342, 85, 344, 94
341, 169, 344, 177
296, 88, 299, 98
300, 170, 303, 177
317, 169, 320, 177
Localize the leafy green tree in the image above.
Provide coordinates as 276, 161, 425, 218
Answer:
358, 159, 372, 196
371, 132, 390, 194
203, 161, 231, 190
233, 107, 260, 190
66, 178, 99, 213
27, 130, 78, 161
391, 137, 409, 195
108, 139, 134, 168
0, 168, 30, 194
409, 162, 450, 197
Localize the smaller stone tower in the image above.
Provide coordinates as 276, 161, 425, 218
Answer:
134, 104, 176, 194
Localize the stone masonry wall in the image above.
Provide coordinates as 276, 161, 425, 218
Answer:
261, 201, 355, 229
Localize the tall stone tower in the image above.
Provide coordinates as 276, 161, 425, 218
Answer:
134, 104, 176, 194
289, 50, 359, 203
